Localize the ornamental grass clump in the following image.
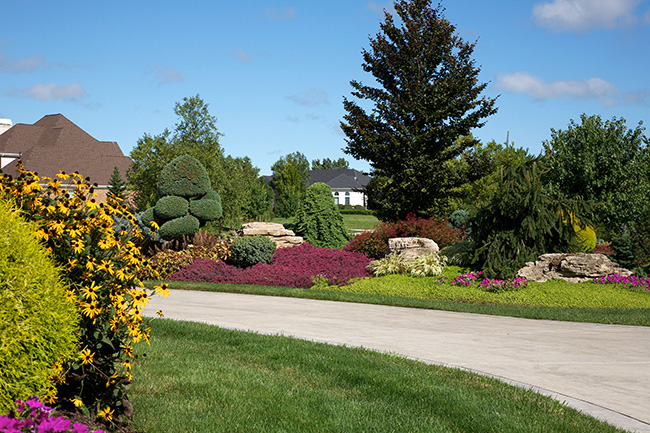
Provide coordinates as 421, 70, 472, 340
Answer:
368, 253, 447, 277
0, 163, 166, 427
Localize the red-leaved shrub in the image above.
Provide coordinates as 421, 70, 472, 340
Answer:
168, 243, 373, 288
345, 213, 464, 259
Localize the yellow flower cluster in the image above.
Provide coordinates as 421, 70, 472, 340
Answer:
0, 163, 167, 424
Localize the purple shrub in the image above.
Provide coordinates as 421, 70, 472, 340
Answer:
169, 243, 373, 288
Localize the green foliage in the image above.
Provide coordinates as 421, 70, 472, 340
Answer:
470, 160, 591, 279
141, 206, 155, 227
294, 182, 349, 249
542, 114, 650, 233
271, 152, 310, 217
107, 165, 127, 201
138, 242, 231, 280
0, 200, 79, 412
0, 164, 164, 425
341, 0, 498, 220
158, 215, 200, 241
368, 253, 447, 277
440, 240, 473, 266
190, 197, 222, 222
128, 95, 266, 228
154, 195, 189, 220
311, 157, 350, 170
158, 155, 211, 198
228, 235, 277, 268
448, 209, 470, 229
151, 156, 222, 241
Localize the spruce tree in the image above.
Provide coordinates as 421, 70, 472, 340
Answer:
341, 0, 497, 220
294, 182, 349, 249
108, 165, 126, 200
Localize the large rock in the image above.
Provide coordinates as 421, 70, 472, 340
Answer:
387, 237, 439, 260
517, 253, 632, 283
238, 222, 303, 248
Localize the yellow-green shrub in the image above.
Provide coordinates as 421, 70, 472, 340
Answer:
563, 211, 597, 252
0, 199, 79, 412
0, 163, 166, 427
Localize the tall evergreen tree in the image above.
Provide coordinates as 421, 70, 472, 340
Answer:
108, 165, 127, 200
341, 0, 497, 220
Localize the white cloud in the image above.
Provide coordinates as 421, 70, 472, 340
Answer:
366, 1, 396, 15
0, 53, 46, 72
23, 82, 86, 101
263, 7, 296, 21
495, 72, 622, 105
533, 0, 642, 32
157, 68, 183, 84
233, 48, 251, 63
286, 88, 330, 107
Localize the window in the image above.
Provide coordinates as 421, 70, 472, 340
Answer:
334, 191, 339, 205
345, 191, 350, 205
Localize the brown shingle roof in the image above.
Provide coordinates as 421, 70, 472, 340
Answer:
0, 114, 131, 185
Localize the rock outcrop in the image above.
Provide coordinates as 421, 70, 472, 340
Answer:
387, 237, 439, 260
238, 222, 303, 248
517, 253, 632, 283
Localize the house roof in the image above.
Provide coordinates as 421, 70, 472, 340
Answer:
0, 114, 132, 185
308, 169, 370, 190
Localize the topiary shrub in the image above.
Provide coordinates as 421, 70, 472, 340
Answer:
189, 197, 222, 222
154, 195, 189, 220
158, 154, 212, 198
158, 215, 200, 240
294, 182, 349, 249
150, 155, 222, 241
228, 235, 276, 268
0, 199, 79, 412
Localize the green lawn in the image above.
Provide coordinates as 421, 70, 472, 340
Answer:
131, 319, 626, 433
271, 214, 378, 232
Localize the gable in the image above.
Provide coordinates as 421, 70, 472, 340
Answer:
0, 114, 132, 185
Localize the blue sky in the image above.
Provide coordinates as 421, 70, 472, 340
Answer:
2, 0, 649, 175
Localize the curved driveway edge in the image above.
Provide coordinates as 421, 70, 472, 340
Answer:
144, 289, 650, 432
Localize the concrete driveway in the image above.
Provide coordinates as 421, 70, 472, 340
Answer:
144, 289, 650, 432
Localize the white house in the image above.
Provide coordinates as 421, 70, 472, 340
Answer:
308, 169, 370, 208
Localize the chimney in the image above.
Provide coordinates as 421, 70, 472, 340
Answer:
0, 119, 12, 135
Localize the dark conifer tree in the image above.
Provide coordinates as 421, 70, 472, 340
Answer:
341, 0, 497, 220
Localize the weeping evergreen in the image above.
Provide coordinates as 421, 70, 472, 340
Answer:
469, 159, 592, 278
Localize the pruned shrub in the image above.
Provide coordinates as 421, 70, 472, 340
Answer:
294, 182, 349, 249
228, 235, 276, 268
345, 213, 464, 259
158, 154, 211, 198
0, 200, 79, 412
154, 195, 189, 220
189, 197, 222, 222
158, 215, 200, 240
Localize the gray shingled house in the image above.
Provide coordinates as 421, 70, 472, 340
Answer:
308, 168, 370, 207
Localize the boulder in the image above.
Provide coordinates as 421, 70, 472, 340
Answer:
517, 253, 632, 283
387, 237, 439, 260
238, 222, 303, 248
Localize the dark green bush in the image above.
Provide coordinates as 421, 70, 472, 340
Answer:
158, 215, 200, 240
339, 208, 374, 215
448, 209, 470, 229
0, 200, 79, 411
295, 182, 349, 249
154, 195, 189, 220
469, 160, 591, 278
141, 206, 155, 227
158, 154, 212, 198
190, 197, 222, 222
228, 235, 276, 268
